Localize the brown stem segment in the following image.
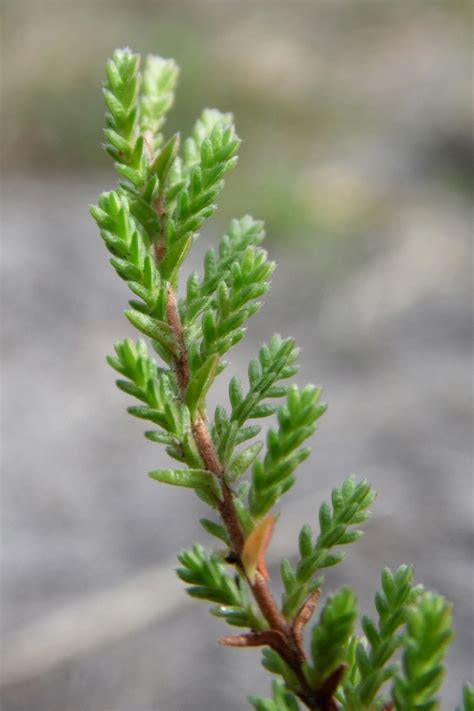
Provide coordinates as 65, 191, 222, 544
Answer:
166, 286, 189, 392
219, 629, 288, 652
293, 589, 321, 651
153, 196, 167, 265
252, 571, 288, 636
191, 414, 245, 553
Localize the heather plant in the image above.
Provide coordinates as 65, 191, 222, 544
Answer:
91, 48, 470, 711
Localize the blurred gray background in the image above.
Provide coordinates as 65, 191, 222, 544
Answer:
1, 1, 472, 709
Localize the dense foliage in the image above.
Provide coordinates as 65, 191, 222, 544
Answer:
91, 48, 469, 711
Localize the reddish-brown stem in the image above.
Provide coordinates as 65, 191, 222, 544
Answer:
293, 589, 321, 650
153, 196, 167, 265
251, 571, 288, 635
166, 286, 189, 392
315, 665, 346, 710
191, 414, 245, 553
219, 629, 288, 652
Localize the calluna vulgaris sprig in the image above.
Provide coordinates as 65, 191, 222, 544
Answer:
91, 48, 471, 711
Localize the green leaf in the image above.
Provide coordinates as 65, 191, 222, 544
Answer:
228, 441, 264, 481
159, 232, 193, 282
185, 353, 220, 417
229, 376, 244, 408
280, 559, 298, 596
298, 524, 313, 559
151, 132, 180, 182
199, 518, 230, 545
144, 430, 175, 445
235, 424, 262, 445
124, 310, 177, 354
149, 468, 219, 499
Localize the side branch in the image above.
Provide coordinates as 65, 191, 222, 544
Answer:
293, 590, 321, 650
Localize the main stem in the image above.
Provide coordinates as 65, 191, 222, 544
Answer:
165, 280, 327, 710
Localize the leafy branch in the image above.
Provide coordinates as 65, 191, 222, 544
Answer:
281, 476, 375, 619
392, 592, 454, 711
91, 48, 465, 711
340, 565, 421, 710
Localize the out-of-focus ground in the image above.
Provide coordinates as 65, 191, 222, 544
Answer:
1, 2, 472, 710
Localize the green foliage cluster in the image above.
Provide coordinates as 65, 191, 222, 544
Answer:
281, 476, 374, 619
392, 592, 454, 711
92, 48, 467, 711
176, 544, 265, 630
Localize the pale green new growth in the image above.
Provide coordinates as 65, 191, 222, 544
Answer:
92, 48, 467, 711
